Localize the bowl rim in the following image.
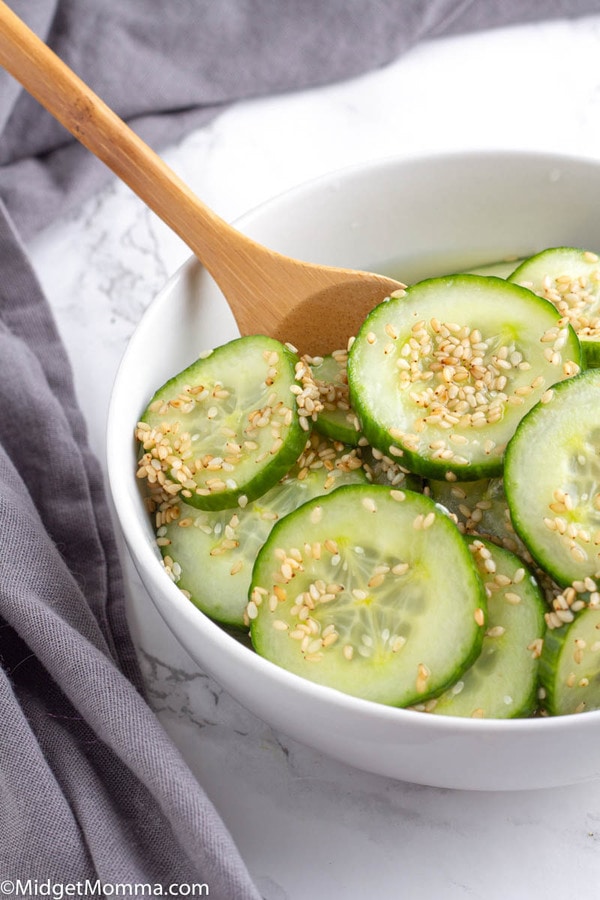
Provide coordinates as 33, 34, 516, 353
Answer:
107, 146, 600, 736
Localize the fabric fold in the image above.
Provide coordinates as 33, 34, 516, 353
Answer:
0, 209, 261, 897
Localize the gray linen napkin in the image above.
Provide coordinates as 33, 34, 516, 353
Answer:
0, 0, 597, 894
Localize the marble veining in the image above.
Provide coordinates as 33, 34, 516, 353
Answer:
27, 16, 600, 899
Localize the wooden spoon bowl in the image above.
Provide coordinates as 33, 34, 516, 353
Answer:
0, 1, 404, 354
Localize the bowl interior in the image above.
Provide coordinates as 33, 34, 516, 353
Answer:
108, 151, 600, 790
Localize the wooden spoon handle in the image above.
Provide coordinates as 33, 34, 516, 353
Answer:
0, 2, 403, 351
0, 1, 258, 277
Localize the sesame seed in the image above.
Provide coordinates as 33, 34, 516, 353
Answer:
246, 601, 258, 620
416, 663, 431, 693
486, 625, 506, 638
368, 572, 386, 588
310, 506, 323, 524
422, 512, 435, 529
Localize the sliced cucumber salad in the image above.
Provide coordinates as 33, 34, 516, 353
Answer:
135, 253, 600, 719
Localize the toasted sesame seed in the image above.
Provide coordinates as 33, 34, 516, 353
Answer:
570, 545, 587, 563
556, 608, 575, 623
422, 512, 436, 529
310, 506, 323, 524
391, 635, 407, 652
368, 573, 386, 588
486, 625, 505, 638
416, 663, 431, 693
246, 600, 258, 620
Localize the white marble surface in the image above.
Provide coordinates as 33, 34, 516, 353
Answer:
27, 15, 600, 900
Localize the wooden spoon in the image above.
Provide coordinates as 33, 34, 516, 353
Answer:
0, 2, 405, 355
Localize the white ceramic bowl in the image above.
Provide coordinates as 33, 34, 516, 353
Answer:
108, 150, 600, 791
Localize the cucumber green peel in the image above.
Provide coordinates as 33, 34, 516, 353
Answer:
347, 274, 581, 482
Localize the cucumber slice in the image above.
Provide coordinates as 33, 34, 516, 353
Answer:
248, 484, 487, 707
308, 350, 362, 446
467, 258, 524, 278
156, 436, 368, 628
540, 607, 600, 715
426, 538, 546, 719
509, 247, 600, 367
505, 368, 600, 587
428, 477, 527, 556
135, 335, 309, 511
347, 275, 581, 482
